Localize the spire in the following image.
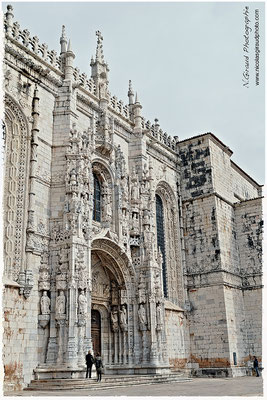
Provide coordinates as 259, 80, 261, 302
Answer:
91, 30, 109, 99
60, 25, 67, 54
64, 39, 75, 81
128, 80, 134, 105
133, 92, 142, 134
67, 39, 72, 52
95, 30, 104, 63
5, 4, 14, 35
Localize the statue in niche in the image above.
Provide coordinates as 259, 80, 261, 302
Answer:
111, 308, 119, 332
56, 290, 66, 315
40, 291, 50, 315
119, 305, 128, 331
156, 302, 163, 328
111, 280, 118, 305
59, 246, 68, 264
78, 290, 87, 315
103, 283, 110, 297
104, 193, 112, 221
131, 180, 139, 202
154, 270, 162, 298
92, 271, 100, 295
138, 303, 147, 331
121, 176, 129, 206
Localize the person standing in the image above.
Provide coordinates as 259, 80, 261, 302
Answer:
85, 350, 94, 378
95, 353, 103, 382
253, 356, 260, 377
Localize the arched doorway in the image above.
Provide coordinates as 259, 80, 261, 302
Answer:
90, 238, 135, 369
91, 310, 101, 355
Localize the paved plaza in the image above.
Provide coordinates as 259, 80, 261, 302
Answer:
4, 376, 263, 397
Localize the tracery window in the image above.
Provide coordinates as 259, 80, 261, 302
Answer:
156, 194, 168, 297
93, 173, 101, 222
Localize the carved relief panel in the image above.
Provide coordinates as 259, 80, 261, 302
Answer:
3, 97, 30, 281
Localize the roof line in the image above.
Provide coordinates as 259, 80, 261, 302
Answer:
178, 132, 233, 155
230, 160, 263, 187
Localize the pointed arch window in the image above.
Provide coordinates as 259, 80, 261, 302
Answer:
156, 194, 167, 297
93, 173, 101, 222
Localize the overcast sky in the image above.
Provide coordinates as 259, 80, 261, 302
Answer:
3, 1, 265, 183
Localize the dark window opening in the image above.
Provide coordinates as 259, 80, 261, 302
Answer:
156, 194, 167, 297
93, 173, 101, 222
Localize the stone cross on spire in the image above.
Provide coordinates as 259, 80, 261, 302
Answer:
95, 30, 105, 63
90, 30, 109, 99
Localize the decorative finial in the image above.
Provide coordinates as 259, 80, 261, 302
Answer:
60, 25, 67, 53
5, 4, 14, 35
128, 80, 134, 95
95, 30, 105, 63
135, 92, 138, 104
128, 80, 134, 105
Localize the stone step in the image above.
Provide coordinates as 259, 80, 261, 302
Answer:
29, 373, 184, 384
25, 374, 191, 391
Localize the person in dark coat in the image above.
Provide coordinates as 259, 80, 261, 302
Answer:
253, 356, 260, 377
85, 350, 95, 378
95, 353, 103, 382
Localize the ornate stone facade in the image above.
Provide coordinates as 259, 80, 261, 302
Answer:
2, 5, 263, 391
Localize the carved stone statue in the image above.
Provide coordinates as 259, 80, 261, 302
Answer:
131, 180, 139, 202
56, 290, 66, 315
111, 280, 118, 305
154, 271, 162, 302
156, 302, 163, 328
119, 305, 128, 331
138, 304, 147, 331
78, 290, 87, 315
111, 309, 119, 332
40, 291, 50, 315
121, 176, 129, 208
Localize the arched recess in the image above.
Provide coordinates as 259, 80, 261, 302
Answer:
92, 160, 114, 227
91, 238, 135, 286
155, 181, 184, 306
91, 238, 136, 367
3, 95, 30, 281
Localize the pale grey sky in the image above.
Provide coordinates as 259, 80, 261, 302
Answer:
3, 1, 265, 183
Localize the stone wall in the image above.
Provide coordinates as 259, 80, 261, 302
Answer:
3, 258, 40, 391
164, 305, 190, 370
178, 136, 213, 201
187, 285, 230, 367
234, 198, 263, 276
215, 197, 240, 274
183, 195, 220, 274
242, 289, 262, 360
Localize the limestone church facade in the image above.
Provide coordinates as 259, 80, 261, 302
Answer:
2, 5, 263, 391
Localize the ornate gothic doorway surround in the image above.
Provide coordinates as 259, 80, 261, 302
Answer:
91, 238, 135, 371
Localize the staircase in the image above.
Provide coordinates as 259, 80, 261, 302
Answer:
25, 373, 192, 392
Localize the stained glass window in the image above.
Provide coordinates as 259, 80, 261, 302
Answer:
156, 194, 167, 297
93, 173, 101, 222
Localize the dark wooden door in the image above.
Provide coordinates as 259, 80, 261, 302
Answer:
91, 310, 101, 355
